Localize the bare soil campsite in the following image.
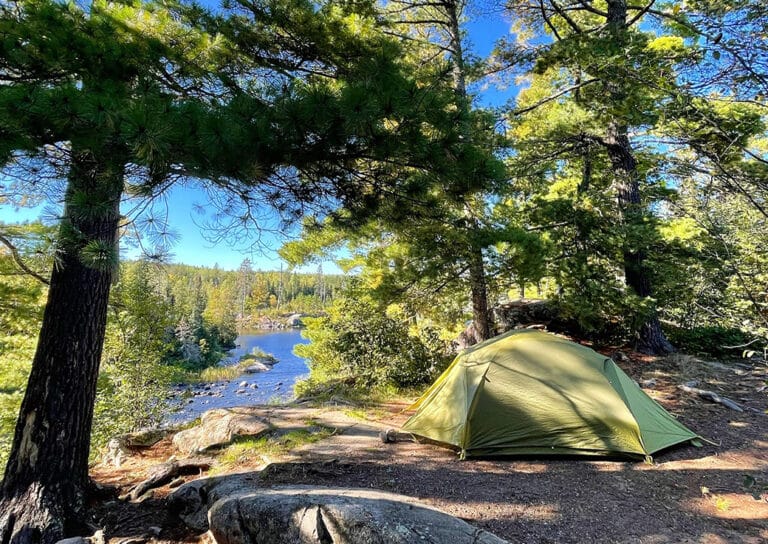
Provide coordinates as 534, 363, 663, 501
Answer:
89, 350, 766, 544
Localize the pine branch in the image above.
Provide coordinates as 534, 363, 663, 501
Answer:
637, 6, 768, 91
626, 0, 656, 26
550, 0, 584, 34
574, 0, 607, 17
0, 232, 49, 285
539, 0, 562, 40
512, 78, 599, 115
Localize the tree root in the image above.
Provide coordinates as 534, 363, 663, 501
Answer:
122, 458, 215, 501
0, 483, 72, 544
678, 384, 745, 412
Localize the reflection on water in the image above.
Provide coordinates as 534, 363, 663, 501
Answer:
169, 329, 309, 423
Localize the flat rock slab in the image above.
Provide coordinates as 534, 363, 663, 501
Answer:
172, 408, 271, 454
171, 479, 507, 544
242, 362, 272, 373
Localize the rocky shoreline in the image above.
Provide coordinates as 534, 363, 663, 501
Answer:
237, 313, 307, 331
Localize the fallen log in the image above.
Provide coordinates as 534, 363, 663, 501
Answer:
123, 457, 215, 501
678, 384, 744, 412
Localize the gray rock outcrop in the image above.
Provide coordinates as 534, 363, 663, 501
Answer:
286, 313, 304, 327
242, 362, 272, 373
102, 429, 168, 467
172, 408, 270, 454
168, 473, 508, 544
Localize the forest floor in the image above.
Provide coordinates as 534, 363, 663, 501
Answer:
88, 352, 768, 544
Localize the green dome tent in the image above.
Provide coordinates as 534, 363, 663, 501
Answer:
402, 329, 700, 460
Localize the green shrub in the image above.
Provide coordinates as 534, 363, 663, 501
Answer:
0, 268, 47, 471
666, 325, 751, 357
92, 263, 177, 449
295, 296, 451, 395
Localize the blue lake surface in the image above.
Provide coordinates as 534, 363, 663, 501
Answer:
169, 329, 309, 423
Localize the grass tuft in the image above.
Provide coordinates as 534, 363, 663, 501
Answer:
214, 425, 335, 471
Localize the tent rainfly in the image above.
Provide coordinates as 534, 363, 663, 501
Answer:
402, 329, 701, 460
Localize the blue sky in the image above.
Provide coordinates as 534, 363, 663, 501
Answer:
0, 4, 516, 272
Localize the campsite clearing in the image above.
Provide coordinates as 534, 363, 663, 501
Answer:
90, 351, 767, 544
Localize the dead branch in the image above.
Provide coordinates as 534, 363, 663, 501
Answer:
678, 384, 744, 412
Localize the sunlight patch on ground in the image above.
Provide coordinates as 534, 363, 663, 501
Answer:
646, 452, 768, 472
686, 493, 768, 521
450, 501, 560, 521
584, 461, 627, 472
507, 462, 549, 474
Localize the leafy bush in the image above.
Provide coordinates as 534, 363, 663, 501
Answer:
666, 325, 751, 357
295, 295, 451, 395
551, 277, 655, 345
0, 267, 47, 471
93, 263, 177, 448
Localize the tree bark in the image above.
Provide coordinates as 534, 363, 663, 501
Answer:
0, 147, 124, 544
602, 0, 673, 355
445, 0, 494, 342
605, 122, 673, 354
469, 246, 492, 341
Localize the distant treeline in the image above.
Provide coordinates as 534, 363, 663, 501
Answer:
0, 241, 347, 462
113, 259, 347, 369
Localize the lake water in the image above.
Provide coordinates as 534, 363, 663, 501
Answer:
168, 329, 310, 423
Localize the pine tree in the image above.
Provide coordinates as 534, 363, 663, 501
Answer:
0, 2, 229, 536
282, 0, 508, 342
0, 0, 489, 539
496, 0, 717, 352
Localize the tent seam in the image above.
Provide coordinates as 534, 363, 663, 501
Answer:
461, 362, 492, 458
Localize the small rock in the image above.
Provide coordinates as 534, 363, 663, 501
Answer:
55, 537, 88, 544
147, 527, 162, 537
239, 381, 248, 387
380, 429, 397, 443
243, 363, 271, 373
172, 408, 270, 454
236, 389, 246, 394
135, 489, 154, 503
641, 378, 657, 389
116, 538, 147, 544
249, 383, 258, 389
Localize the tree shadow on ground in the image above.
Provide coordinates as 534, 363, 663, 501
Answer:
255, 451, 767, 544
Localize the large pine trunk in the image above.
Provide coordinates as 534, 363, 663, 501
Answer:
602, 0, 673, 355
604, 121, 674, 355
445, 0, 493, 342
0, 149, 123, 544
469, 246, 493, 342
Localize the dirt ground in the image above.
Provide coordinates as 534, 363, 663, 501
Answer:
88, 352, 767, 544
